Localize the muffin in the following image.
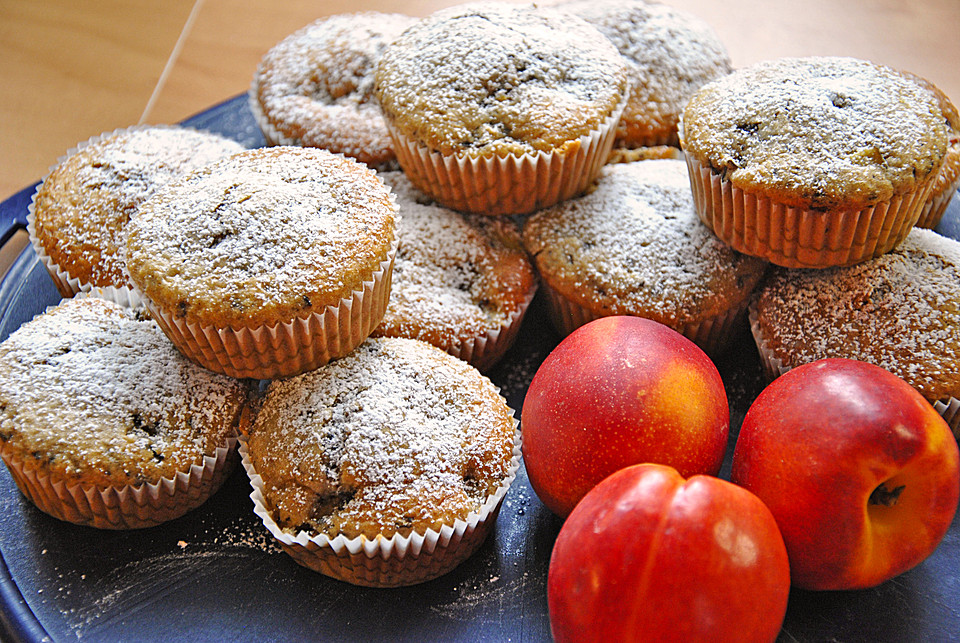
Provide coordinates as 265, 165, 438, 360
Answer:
680, 56, 948, 268
523, 159, 768, 354
909, 76, 960, 229
607, 145, 684, 165
751, 227, 960, 438
242, 337, 521, 587
373, 1, 629, 215
372, 171, 538, 371
124, 146, 398, 379
556, 0, 731, 150
28, 126, 244, 305
0, 295, 252, 529
250, 12, 418, 169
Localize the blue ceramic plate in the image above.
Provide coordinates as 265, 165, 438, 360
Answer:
0, 94, 956, 642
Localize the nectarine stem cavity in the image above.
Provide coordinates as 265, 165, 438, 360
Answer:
869, 482, 905, 507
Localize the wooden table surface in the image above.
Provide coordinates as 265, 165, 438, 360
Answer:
1, 0, 958, 202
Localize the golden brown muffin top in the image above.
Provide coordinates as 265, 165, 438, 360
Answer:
0, 297, 251, 487
680, 56, 948, 211
556, 0, 731, 148
252, 12, 417, 167
754, 227, 960, 403
247, 337, 517, 539
30, 126, 243, 290
125, 146, 397, 328
373, 2, 629, 156
372, 171, 536, 350
523, 159, 768, 326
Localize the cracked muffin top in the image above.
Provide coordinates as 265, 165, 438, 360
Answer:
124, 146, 397, 328
251, 12, 417, 167
0, 296, 251, 487
246, 337, 517, 539
373, 1, 629, 156
680, 56, 948, 211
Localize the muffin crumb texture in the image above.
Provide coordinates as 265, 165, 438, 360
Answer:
375, 171, 535, 344
125, 147, 397, 327
523, 159, 766, 324
32, 127, 243, 289
249, 338, 515, 539
557, 0, 731, 147
252, 12, 417, 165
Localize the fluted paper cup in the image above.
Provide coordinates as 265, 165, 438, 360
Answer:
685, 154, 935, 268
239, 415, 521, 588
0, 438, 237, 530
540, 279, 749, 357
386, 92, 628, 216
138, 237, 397, 380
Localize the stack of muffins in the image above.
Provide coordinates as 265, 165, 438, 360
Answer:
678, 56, 960, 439
2, 0, 959, 590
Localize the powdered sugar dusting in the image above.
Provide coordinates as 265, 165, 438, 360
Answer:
556, 0, 731, 146
681, 56, 948, 209
253, 12, 416, 165
0, 297, 248, 484
374, 171, 535, 342
756, 227, 960, 401
32, 127, 243, 288
248, 337, 515, 539
125, 146, 397, 326
374, 2, 628, 154
523, 159, 767, 323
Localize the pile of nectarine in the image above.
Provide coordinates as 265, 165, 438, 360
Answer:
524, 317, 960, 642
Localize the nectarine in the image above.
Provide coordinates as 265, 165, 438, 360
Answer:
731, 358, 960, 590
521, 316, 729, 518
549, 463, 791, 643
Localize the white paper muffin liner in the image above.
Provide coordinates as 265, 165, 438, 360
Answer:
385, 90, 628, 216
0, 437, 237, 530
138, 236, 397, 380
748, 303, 797, 384
248, 81, 286, 148
749, 304, 960, 439
540, 279, 749, 357
442, 281, 538, 372
239, 412, 522, 588
685, 154, 936, 268
915, 163, 960, 229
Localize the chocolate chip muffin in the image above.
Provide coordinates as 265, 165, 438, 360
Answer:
243, 337, 520, 586
0, 296, 252, 528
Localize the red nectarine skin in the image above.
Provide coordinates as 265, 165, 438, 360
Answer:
731, 358, 960, 591
521, 316, 729, 518
548, 464, 791, 643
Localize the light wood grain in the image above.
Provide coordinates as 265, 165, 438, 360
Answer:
0, 0, 196, 198
2, 0, 959, 200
